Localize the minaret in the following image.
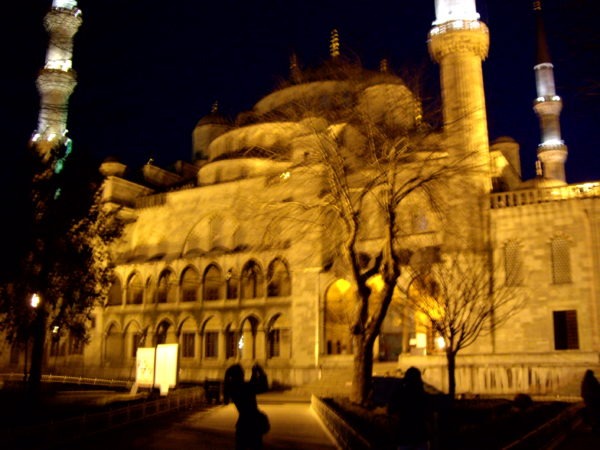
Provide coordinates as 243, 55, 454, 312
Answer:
31, 0, 82, 161
428, 0, 491, 190
532, 0, 567, 183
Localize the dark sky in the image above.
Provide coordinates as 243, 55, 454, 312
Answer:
2, 0, 598, 185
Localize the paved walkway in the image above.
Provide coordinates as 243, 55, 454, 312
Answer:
61, 394, 339, 450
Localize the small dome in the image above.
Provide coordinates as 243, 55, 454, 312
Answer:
196, 111, 230, 127
491, 136, 517, 145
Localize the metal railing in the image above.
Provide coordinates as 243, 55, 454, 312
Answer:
1, 386, 205, 449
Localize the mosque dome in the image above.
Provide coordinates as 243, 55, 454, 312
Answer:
201, 60, 422, 166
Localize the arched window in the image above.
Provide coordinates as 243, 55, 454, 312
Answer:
107, 277, 122, 306
225, 323, 238, 359
241, 261, 264, 299
203, 317, 220, 359
181, 266, 200, 302
155, 321, 173, 346
126, 273, 143, 305
551, 237, 572, 284
203, 264, 223, 300
267, 258, 291, 297
226, 268, 238, 300
266, 314, 291, 359
146, 277, 156, 304
324, 279, 354, 355
157, 269, 177, 303
504, 241, 523, 286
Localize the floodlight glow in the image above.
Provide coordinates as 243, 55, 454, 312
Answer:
53, 0, 78, 8
434, 0, 480, 25
238, 335, 245, 349
30, 293, 40, 308
435, 336, 446, 350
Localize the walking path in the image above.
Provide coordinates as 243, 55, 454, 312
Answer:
60, 393, 339, 450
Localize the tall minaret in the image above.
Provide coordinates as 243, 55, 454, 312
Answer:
428, 0, 491, 190
31, 0, 82, 160
532, 0, 567, 183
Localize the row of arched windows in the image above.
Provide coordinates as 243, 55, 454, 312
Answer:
107, 258, 292, 306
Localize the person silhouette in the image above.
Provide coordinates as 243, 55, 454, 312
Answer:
581, 369, 600, 433
387, 367, 431, 450
224, 364, 270, 450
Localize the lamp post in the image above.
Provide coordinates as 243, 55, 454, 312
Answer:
23, 293, 41, 383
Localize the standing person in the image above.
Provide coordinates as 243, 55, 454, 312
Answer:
387, 367, 431, 450
581, 369, 600, 434
223, 364, 270, 450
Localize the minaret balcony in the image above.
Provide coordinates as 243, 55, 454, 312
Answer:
429, 19, 486, 37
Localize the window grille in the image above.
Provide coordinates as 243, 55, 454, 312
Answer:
551, 238, 572, 284
504, 241, 523, 286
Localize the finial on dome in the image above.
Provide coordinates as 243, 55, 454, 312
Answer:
290, 52, 302, 83
330, 29, 340, 58
379, 58, 389, 73
533, 1, 542, 11
211, 101, 219, 114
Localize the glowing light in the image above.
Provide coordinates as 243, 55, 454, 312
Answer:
333, 279, 352, 295
238, 335, 244, 349
366, 275, 385, 293
53, 0, 78, 8
578, 182, 599, 193
434, 0, 480, 25
30, 293, 40, 308
52, 326, 59, 334
280, 171, 291, 180
435, 336, 446, 350
552, 96, 561, 101
31, 133, 41, 142
541, 139, 564, 147
47, 133, 56, 142
416, 332, 427, 349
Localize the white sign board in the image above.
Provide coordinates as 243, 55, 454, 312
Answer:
155, 343, 179, 395
135, 347, 156, 388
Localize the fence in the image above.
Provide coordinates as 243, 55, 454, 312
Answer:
1, 385, 205, 449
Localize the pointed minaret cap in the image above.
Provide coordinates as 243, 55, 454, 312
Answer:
534, 1, 552, 65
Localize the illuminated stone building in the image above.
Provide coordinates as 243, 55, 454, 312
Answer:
2, 0, 598, 396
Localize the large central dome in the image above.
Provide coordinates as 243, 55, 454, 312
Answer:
194, 60, 422, 185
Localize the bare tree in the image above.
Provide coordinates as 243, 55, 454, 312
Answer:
406, 251, 526, 399
248, 62, 474, 404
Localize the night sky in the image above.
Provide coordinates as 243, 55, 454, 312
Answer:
1, 0, 598, 188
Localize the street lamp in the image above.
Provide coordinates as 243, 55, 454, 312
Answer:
24, 293, 41, 382
30, 293, 41, 308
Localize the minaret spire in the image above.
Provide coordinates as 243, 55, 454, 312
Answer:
532, 0, 568, 183
31, 0, 82, 161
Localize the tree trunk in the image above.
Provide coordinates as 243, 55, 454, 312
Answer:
351, 334, 374, 405
28, 309, 47, 398
446, 349, 457, 400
